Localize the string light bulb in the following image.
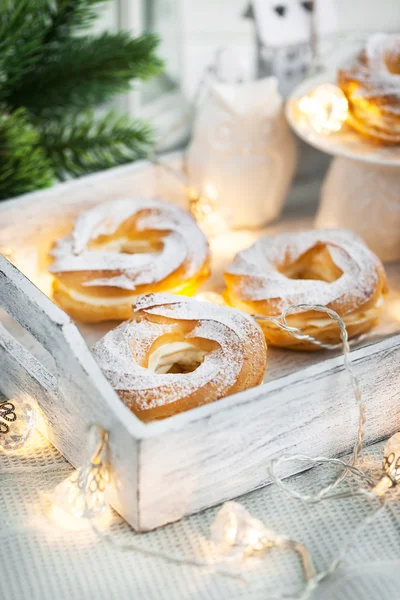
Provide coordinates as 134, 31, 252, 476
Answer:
0, 398, 36, 452
373, 433, 400, 496
211, 501, 315, 588
188, 187, 229, 237
298, 83, 349, 135
0, 247, 13, 259
211, 501, 277, 558
54, 427, 109, 519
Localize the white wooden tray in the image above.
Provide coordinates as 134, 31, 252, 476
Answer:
1, 156, 400, 531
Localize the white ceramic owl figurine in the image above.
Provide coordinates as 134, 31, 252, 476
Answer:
186, 77, 297, 229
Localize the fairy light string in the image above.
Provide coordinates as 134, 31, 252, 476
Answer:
90, 518, 245, 583
298, 494, 386, 600
3, 302, 395, 598
53, 423, 244, 582
49, 303, 388, 598
251, 304, 393, 598
255, 303, 366, 502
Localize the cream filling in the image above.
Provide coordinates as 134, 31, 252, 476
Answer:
54, 281, 188, 307
147, 342, 207, 375
285, 296, 384, 329
55, 282, 138, 306
227, 292, 384, 329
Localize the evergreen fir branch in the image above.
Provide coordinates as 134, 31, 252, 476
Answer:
39, 109, 154, 179
0, 0, 111, 102
0, 0, 45, 46
0, 1, 50, 100
8, 32, 163, 114
0, 0, 162, 199
43, 0, 109, 43
0, 108, 54, 200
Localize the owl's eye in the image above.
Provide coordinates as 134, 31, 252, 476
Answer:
273, 4, 287, 17
301, 1, 314, 12
213, 120, 233, 148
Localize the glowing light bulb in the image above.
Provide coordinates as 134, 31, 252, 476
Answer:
298, 84, 349, 135
0, 398, 36, 452
54, 464, 109, 519
0, 247, 13, 259
211, 502, 275, 557
373, 433, 400, 496
195, 291, 226, 306
188, 187, 229, 237
53, 429, 109, 519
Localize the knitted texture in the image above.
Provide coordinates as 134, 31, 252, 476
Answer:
0, 423, 398, 600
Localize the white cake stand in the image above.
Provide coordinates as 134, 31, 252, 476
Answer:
286, 75, 400, 263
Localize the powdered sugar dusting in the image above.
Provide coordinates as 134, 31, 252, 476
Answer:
92, 294, 266, 413
226, 229, 382, 312
50, 198, 209, 291
342, 33, 400, 111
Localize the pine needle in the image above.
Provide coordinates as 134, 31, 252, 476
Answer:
43, 0, 110, 42
0, 0, 163, 198
39, 109, 154, 179
0, 108, 54, 200
7, 32, 163, 115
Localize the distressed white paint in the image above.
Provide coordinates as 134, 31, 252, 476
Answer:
0, 257, 144, 530
0, 156, 399, 531
139, 334, 400, 529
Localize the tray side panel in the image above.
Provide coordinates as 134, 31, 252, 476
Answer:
138, 336, 400, 530
0, 256, 142, 529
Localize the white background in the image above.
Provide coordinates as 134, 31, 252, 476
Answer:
97, 0, 400, 100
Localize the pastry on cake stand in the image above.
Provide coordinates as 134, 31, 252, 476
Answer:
286, 75, 400, 263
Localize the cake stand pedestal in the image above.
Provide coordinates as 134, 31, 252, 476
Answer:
286, 76, 400, 262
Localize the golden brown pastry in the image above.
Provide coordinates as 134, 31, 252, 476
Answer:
224, 229, 388, 350
338, 33, 400, 143
49, 198, 210, 322
92, 293, 267, 421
